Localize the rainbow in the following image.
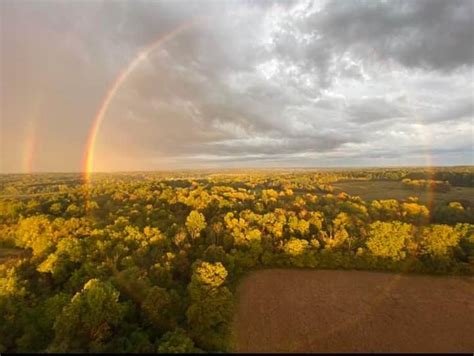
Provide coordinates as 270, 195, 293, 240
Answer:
369, 47, 435, 217
80, 19, 437, 218
23, 127, 37, 174
82, 20, 199, 184
22, 98, 42, 174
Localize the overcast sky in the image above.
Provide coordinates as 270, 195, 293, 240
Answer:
1, 0, 473, 172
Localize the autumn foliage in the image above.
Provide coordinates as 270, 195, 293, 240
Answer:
0, 168, 473, 352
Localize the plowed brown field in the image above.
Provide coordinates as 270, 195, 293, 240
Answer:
233, 269, 474, 353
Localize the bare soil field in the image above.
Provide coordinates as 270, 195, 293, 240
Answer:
233, 269, 474, 353
331, 180, 474, 205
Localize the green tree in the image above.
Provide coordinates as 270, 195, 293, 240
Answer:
0, 264, 29, 352
370, 199, 401, 221
186, 211, 207, 240
186, 261, 233, 351
366, 221, 414, 260
141, 286, 178, 332
402, 202, 430, 225
16, 215, 55, 256
191, 261, 227, 288
284, 238, 309, 256
49, 202, 63, 215
50, 279, 125, 352
66, 203, 81, 217
15, 293, 70, 352
288, 216, 310, 236
157, 328, 200, 353
186, 286, 233, 351
323, 213, 350, 250
419, 224, 460, 259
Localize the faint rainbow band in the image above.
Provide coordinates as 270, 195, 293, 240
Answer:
368, 47, 435, 215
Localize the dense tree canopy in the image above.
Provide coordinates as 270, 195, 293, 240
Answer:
0, 167, 473, 352
50, 279, 125, 352
366, 221, 413, 261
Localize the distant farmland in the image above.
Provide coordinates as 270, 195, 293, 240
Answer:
332, 180, 474, 205
233, 270, 474, 353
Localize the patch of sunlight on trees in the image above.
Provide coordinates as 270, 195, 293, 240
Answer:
0, 167, 473, 352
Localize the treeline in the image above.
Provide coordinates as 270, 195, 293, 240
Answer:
401, 178, 451, 192
0, 171, 473, 353
329, 167, 474, 186
404, 168, 474, 187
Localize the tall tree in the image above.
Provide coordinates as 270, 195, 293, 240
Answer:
50, 279, 125, 352
186, 211, 207, 240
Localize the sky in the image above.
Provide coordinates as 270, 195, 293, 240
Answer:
1, 0, 473, 173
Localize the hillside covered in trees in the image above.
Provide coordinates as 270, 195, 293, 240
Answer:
1, 167, 473, 352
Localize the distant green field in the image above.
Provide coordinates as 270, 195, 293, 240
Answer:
332, 180, 474, 206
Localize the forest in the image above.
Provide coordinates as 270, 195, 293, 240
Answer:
1, 166, 473, 353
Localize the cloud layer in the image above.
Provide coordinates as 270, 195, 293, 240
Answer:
1, 0, 473, 172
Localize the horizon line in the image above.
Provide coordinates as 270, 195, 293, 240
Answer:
1, 164, 473, 175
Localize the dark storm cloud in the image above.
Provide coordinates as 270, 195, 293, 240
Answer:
1, 0, 472, 172
309, 0, 474, 71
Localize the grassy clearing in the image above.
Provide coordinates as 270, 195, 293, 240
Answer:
332, 180, 474, 205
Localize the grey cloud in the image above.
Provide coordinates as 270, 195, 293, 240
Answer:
424, 96, 473, 123
1, 0, 472, 172
315, 0, 474, 71
346, 97, 406, 124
